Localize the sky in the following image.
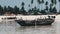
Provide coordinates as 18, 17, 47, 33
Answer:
0, 0, 59, 12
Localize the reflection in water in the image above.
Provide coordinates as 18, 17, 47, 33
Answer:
0, 21, 56, 34
15, 24, 56, 34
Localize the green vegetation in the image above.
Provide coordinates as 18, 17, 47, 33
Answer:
0, 0, 59, 15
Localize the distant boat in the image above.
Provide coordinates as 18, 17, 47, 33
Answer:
2, 16, 17, 21
15, 16, 56, 26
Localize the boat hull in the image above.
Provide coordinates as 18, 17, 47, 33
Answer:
15, 19, 54, 26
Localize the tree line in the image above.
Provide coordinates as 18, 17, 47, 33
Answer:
0, 0, 60, 15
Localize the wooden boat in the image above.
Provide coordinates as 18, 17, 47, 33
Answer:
15, 16, 56, 26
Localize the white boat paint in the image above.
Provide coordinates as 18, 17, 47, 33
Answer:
0, 15, 56, 22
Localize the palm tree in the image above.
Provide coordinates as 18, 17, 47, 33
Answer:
40, 10, 46, 15
49, 6, 57, 14
37, 0, 41, 11
45, 1, 48, 14
33, 7, 38, 15
28, 4, 32, 15
31, 0, 33, 4
0, 5, 3, 15
45, 1, 48, 5
28, 4, 31, 9
42, 0, 44, 3
7, 6, 13, 14
20, 6, 26, 15
51, 0, 54, 4
13, 6, 19, 14
28, 4, 30, 7
50, 0, 57, 14
21, 2, 26, 15
3, 6, 7, 14
51, 0, 57, 5
52, 7, 57, 14
55, 0, 57, 4
50, 3, 56, 13
37, 0, 41, 4
49, 4, 53, 13
28, 9, 32, 15
31, 0, 34, 8
21, 2, 25, 7
37, 8, 40, 14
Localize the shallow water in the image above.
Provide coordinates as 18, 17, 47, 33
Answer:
0, 16, 59, 34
